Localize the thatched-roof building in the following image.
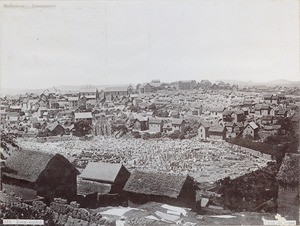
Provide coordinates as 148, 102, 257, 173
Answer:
79, 162, 130, 188
43, 122, 65, 137
276, 153, 299, 223
78, 162, 130, 207
208, 126, 226, 140
2, 150, 79, 203
123, 170, 196, 210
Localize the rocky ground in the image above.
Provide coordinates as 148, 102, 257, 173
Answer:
17, 136, 271, 183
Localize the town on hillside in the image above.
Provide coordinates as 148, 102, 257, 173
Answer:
0, 80, 299, 225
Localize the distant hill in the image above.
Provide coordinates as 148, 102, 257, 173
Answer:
267, 79, 300, 86
1, 88, 44, 97
218, 79, 300, 88
2, 79, 299, 96
1, 84, 132, 96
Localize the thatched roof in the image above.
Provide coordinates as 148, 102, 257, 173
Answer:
234, 110, 244, 115
3, 150, 55, 182
261, 104, 271, 110
148, 118, 163, 124
123, 170, 191, 198
46, 122, 62, 132
211, 107, 225, 113
276, 154, 300, 185
208, 126, 225, 133
30, 117, 39, 124
199, 121, 211, 128
2, 183, 38, 201
222, 110, 233, 117
243, 100, 253, 105
224, 122, 236, 127
171, 119, 185, 125
77, 179, 111, 195
80, 162, 127, 184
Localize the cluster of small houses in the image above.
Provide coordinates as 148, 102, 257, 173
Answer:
1, 80, 299, 221
199, 93, 300, 141
0, 80, 205, 137
1, 149, 299, 221
1, 79, 299, 142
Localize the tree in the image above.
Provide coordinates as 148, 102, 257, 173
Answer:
153, 109, 169, 117
148, 103, 157, 111
168, 131, 181, 139
19, 111, 25, 116
74, 120, 92, 137
112, 124, 128, 134
78, 105, 87, 112
128, 105, 139, 112
142, 132, 150, 140
277, 117, 292, 132
132, 131, 141, 138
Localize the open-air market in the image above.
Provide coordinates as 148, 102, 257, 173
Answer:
1, 1, 300, 225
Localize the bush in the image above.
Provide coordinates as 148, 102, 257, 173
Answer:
179, 133, 185, 140
215, 163, 280, 212
168, 131, 180, 139
142, 132, 150, 140
152, 132, 162, 138
128, 105, 139, 112
148, 103, 157, 110
132, 131, 141, 139
74, 121, 92, 137
228, 137, 282, 159
153, 109, 169, 117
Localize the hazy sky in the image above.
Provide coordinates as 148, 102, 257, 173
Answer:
1, 0, 299, 90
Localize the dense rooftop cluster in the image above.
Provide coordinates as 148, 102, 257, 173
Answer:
0, 80, 299, 225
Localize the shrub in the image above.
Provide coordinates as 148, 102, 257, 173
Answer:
142, 132, 150, 140
168, 131, 180, 139
132, 131, 141, 139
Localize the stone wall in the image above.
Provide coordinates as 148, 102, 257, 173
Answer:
0, 191, 115, 226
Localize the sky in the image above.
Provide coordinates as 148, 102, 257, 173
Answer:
0, 0, 299, 90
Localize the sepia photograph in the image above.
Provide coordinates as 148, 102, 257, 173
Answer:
0, 0, 299, 225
